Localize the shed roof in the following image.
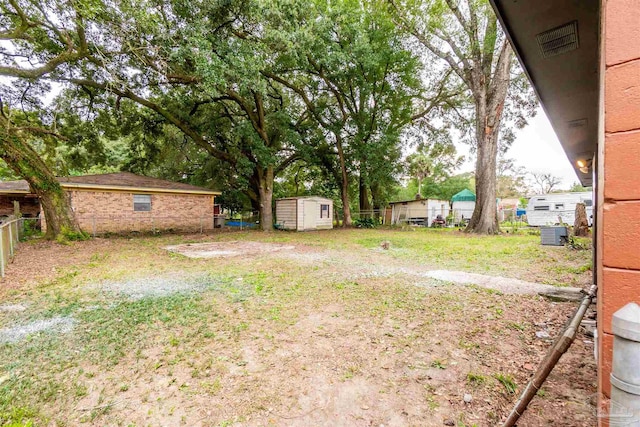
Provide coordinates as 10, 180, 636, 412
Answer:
389, 197, 449, 205
0, 172, 220, 195
0, 180, 30, 193
451, 189, 476, 202
277, 196, 333, 201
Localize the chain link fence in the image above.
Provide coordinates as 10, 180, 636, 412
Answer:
0, 216, 39, 277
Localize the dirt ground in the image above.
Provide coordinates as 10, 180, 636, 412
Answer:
0, 229, 596, 426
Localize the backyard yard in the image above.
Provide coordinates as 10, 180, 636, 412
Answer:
0, 228, 595, 426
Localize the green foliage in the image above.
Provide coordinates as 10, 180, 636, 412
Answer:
0, 406, 36, 427
19, 220, 43, 241
497, 157, 529, 198
568, 235, 591, 251
494, 373, 517, 394
422, 173, 475, 201
56, 227, 90, 244
0, 0, 538, 233
568, 182, 592, 193
466, 373, 486, 386
354, 217, 376, 229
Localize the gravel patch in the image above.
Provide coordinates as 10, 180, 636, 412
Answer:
275, 251, 333, 264
165, 241, 295, 259
0, 304, 27, 312
422, 270, 572, 295
0, 316, 75, 343
101, 274, 219, 300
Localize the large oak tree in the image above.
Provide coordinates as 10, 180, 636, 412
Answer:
393, 0, 536, 233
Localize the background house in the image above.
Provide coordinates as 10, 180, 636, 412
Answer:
0, 172, 220, 234
275, 196, 333, 231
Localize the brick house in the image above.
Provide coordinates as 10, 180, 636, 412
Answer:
488, 0, 639, 422
0, 172, 220, 234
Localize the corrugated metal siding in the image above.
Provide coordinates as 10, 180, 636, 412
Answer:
276, 199, 297, 230
297, 199, 304, 230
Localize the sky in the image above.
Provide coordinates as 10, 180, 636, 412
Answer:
455, 106, 580, 190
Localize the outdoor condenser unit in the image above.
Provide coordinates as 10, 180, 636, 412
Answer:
540, 226, 568, 246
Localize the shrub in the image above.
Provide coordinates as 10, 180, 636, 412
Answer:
20, 220, 43, 241
354, 217, 376, 229
56, 227, 90, 244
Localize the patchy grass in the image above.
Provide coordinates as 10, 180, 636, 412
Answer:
0, 228, 595, 426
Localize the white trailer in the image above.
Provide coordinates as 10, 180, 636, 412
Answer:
526, 192, 593, 226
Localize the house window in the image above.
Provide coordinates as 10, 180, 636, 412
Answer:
555, 203, 564, 210
133, 194, 151, 211
320, 204, 329, 218
584, 199, 593, 207
534, 205, 550, 211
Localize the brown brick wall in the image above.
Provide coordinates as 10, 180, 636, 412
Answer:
68, 190, 215, 234
599, 0, 640, 407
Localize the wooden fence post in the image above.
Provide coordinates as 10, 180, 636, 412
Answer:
8, 221, 13, 257
0, 227, 4, 278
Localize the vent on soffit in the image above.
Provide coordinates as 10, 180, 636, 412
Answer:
568, 118, 588, 129
536, 21, 579, 58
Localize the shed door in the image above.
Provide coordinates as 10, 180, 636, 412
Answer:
303, 200, 317, 230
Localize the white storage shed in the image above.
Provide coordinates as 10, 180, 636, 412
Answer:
275, 196, 334, 231
388, 198, 450, 226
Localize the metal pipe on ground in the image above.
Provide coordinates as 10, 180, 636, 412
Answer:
502, 284, 597, 427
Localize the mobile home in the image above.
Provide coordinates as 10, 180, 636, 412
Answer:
388, 198, 450, 226
275, 196, 333, 231
526, 192, 593, 227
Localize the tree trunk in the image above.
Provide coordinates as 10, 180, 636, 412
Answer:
573, 203, 590, 237
359, 171, 372, 219
336, 135, 352, 227
256, 166, 274, 231
0, 131, 82, 240
370, 182, 383, 223
466, 96, 501, 234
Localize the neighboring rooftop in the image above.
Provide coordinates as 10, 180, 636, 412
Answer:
0, 172, 220, 195
0, 180, 30, 193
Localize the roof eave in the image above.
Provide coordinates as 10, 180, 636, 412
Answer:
488, 0, 600, 187
60, 182, 220, 196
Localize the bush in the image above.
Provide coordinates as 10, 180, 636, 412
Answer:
354, 217, 376, 229
20, 220, 43, 241
56, 227, 90, 244
568, 235, 591, 250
